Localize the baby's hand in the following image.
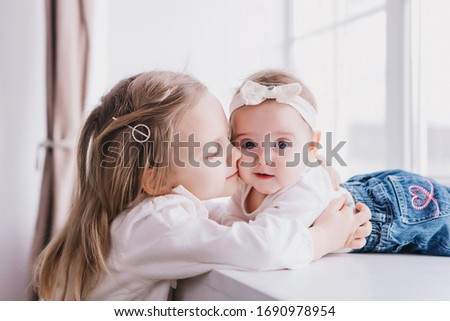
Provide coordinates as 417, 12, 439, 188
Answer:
345, 197, 355, 208
345, 202, 372, 249
310, 198, 372, 259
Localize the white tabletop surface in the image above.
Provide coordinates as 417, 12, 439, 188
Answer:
175, 253, 450, 300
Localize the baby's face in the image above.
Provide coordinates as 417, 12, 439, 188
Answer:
231, 100, 316, 195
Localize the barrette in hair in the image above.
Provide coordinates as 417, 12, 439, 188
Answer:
112, 117, 151, 143
229, 80, 317, 130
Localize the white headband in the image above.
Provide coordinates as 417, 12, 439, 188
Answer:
230, 80, 317, 130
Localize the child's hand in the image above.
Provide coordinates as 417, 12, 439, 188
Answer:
309, 197, 371, 260
345, 202, 372, 249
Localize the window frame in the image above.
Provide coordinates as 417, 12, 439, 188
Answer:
285, 0, 444, 179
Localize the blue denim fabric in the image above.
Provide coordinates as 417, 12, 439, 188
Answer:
340, 170, 450, 256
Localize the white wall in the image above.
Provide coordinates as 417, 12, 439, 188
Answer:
103, 0, 286, 111
0, 0, 46, 300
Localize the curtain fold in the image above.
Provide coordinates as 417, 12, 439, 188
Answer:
28, 0, 92, 300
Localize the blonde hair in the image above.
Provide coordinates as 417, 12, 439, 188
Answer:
34, 71, 206, 300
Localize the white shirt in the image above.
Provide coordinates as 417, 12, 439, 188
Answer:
87, 186, 314, 300
213, 166, 350, 230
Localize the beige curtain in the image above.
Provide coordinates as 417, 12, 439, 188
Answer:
28, 0, 92, 300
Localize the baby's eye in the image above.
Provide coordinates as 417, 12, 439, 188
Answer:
240, 140, 257, 150
276, 140, 291, 150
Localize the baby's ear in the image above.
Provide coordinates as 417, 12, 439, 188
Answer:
308, 130, 321, 153
313, 130, 321, 144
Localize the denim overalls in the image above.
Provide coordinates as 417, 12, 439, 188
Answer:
340, 170, 450, 256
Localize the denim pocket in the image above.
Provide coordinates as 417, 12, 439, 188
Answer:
389, 175, 450, 224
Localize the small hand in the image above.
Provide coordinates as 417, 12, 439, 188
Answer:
345, 202, 372, 249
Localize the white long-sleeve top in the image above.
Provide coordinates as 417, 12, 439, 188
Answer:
87, 186, 314, 300
212, 166, 350, 228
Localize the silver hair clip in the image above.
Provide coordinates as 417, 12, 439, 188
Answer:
112, 117, 151, 143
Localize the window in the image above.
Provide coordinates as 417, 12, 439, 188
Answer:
412, 0, 450, 180
290, 0, 450, 181
90, 1, 450, 182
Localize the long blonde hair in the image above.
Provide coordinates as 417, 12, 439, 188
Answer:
34, 71, 206, 300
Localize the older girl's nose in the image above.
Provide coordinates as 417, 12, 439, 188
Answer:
227, 143, 241, 167
233, 145, 242, 162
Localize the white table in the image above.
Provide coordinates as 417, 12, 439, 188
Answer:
174, 253, 450, 300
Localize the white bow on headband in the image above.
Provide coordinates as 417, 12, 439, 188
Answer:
230, 80, 317, 130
